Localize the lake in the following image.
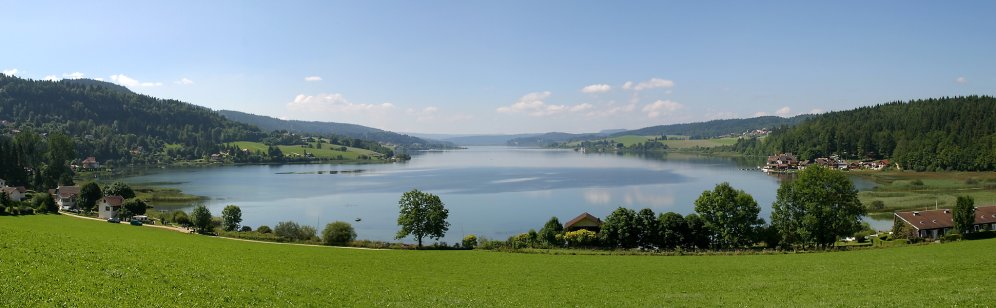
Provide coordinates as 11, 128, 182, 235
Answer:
119, 146, 887, 243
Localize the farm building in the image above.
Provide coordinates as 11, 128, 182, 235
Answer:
564, 212, 603, 233
893, 205, 996, 239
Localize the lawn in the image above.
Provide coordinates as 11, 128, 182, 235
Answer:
2, 215, 995, 306
855, 170, 996, 216
227, 141, 382, 160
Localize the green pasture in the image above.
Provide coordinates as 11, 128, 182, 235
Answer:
2, 215, 994, 306
856, 171, 996, 215
227, 141, 381, 160
568, 135, 737, 149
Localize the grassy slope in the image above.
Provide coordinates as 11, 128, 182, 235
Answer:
2, 215, 995, 306
227, 141, 381, 160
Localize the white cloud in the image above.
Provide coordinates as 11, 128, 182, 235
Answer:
110, 74, 162, 87
496, 91, 593, 117
287, 93, 394, 113
956, 76, 968, 84
642, 100, 683, 118
2, 68, 18, 76
624, 78, 674, 91
43, 75, 60, 81
174, 78, 194, 85
754, 112, 769, 117
776, 106, 792, 117
304, 76, 322, 82
62, 72, 84, 79
580, 84, 611, 94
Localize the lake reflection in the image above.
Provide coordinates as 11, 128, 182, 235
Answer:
120, 147, 887, 243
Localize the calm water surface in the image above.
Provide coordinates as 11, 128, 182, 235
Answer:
120, 147, 886, 243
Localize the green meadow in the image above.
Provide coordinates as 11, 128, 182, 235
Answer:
2, 215, 994, 306
857, 171, 996, 217
227, 141, 382, 160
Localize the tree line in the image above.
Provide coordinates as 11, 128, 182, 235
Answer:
493, 166, 866, 250
733, 96, 996, 171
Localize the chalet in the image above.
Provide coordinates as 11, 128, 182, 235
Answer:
81, 157, 100, 169
894, 205, 996, 239
1, 186, 27, 202
564, 212, 603, 233
97, 195, 124, 219
50, 186, 81, 210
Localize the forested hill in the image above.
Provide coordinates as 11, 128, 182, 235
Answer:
0, 75, 263, 163
217, 110, 452, 149
734, 96, 996, 171
615, 115, 812, 139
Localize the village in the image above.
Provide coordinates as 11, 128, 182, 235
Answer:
761, 153, 893, 173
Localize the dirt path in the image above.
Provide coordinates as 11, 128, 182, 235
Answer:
59, 211, 384, 250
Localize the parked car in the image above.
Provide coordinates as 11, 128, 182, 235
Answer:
130, 220, 143, 226
106, 217, 121, 223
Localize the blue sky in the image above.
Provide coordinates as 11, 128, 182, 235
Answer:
3, 1, 994, 134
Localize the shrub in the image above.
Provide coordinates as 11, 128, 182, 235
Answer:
870, 200, 885, 211
218, 230, 286, 243
564, 229, 598, 248
322, 221, 357, 246
941, 234, 962, 243
853, 230, 875, 243
257, 225, 272, 234
964, 231, 996, 240
239, 226, 252, 232
462, 234, 478, 249
275, 221, 318, 242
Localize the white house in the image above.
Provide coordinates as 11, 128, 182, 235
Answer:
97, 195, 124, 219
51, 186, 81, 210
1, 186, 27, 202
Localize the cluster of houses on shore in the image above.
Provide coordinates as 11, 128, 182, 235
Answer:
0, 178, 27, 202
762, 153, 891, 173
47, 185, 126, 219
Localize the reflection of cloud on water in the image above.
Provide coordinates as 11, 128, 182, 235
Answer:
491, 177, 541, 184
584, 189, 612, 204
622, 187, 675, 208
524, 190, 554, 198
583, 187, 675, 208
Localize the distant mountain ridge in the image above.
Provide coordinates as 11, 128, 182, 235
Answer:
504, 116, 811, 147
217, 110, 452, 149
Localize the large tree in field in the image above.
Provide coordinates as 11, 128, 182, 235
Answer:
657, 212, 688, 249
694, 182, 763, 249
77, 182, 102, 211
104, 182, 136, 200
634, 208, 659, 249
600, 207, 638, 249
221, 205, 243, 232
395, 189, 449, 248
191, 205, 213, 234
771, 166, 866, 248
953, 196, 976, 234
538, 216, 564, 246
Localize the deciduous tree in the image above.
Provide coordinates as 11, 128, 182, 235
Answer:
538, 216, 564, 246
600, 207, 638, 249
771, 166, 866, 248
395, 189, 449, 248
191, 205, 212, 234
953, 196, 976, 234
694, 182, 763, 249
322, 221, 357, 245
221, 205, 243, 232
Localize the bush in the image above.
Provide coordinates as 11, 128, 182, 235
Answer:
462, 234, 478, 249
321, 221, 357, 246
870, 200, 885, 211
239, 226, 252, 232
964, 230, 996, 240
853, 230, 875, 243
218, 230, 286, 243
274, 221, 318, 242
257, 225, 272, 234
564, 229, 598, 248
941, 234, 962, 243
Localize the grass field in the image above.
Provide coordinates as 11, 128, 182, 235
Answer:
855, 171, 996, 216
227, 141, 382, 160
2, 215, 995, 306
